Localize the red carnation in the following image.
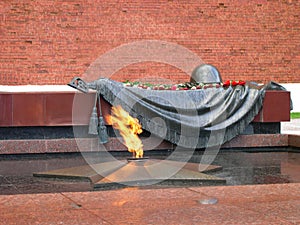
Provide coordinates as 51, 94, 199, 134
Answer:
223, 80, 230, 87
231, 81, 239, 86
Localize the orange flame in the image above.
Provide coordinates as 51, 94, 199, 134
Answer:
106, 105, 143, 158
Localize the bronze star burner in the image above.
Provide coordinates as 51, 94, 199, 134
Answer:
33, 158, 225, 189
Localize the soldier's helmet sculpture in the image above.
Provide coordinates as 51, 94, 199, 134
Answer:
190, 64, 222, 84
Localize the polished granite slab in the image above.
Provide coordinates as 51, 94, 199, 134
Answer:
0, 183, 299, 224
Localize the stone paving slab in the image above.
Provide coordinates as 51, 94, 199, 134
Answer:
0, 183, 299, 225
282, 119, 300, 135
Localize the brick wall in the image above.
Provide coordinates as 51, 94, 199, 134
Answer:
0, 0, 299, 85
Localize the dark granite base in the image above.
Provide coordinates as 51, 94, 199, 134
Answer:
0, 126, 89, 140
0, 126, 152, 140
251, 122, 281, 134
0, 122, 282, 142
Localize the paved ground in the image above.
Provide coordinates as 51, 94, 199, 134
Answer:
1, 183, 299, 224
282, 119, 300, 135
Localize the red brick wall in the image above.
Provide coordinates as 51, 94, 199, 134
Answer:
0, 0, 299, 85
